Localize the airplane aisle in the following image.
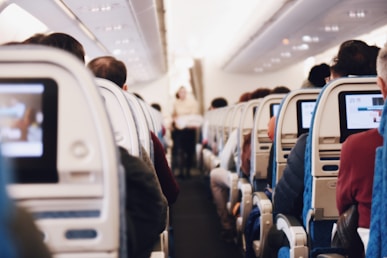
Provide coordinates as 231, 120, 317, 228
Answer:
171, 169, 244, 258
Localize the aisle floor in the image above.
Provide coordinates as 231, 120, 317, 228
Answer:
170, 169, 244, 258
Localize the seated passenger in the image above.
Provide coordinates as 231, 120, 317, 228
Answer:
26, 34, 168, 257
0, 151, 52, 258
301, 63, 331, 88
261, 40, 379, 257
242, 87, 291, 258
201, 97, 228, 151
336, 43, 386, 255
87, 55, 180, 205
118, 147, 168, 258
210, 88, 271, 243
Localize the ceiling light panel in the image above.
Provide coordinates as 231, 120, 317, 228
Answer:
62, 0, 166, 83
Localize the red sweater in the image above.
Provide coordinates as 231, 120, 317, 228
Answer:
336, 128, 382, 228
151, 132, 180, 205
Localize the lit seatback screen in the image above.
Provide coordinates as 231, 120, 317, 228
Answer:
0, 78, 58, 183
339, 90, 383, 143
296, 99, 316, 136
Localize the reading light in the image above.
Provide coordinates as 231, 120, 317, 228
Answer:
302, 35, 319, 43
324, 25, 339, 32
349, 10, 366, 18
280, 52, 292, 58
115, 39, 130, 44
292, 44, 309, 51
113, 49, 122, 55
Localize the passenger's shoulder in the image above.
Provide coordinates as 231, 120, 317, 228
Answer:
345, 128, 380, 145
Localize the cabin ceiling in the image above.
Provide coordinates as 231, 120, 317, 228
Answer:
2, 0, 167, 85
2, 0, 387, 84
222, 0, 387, 74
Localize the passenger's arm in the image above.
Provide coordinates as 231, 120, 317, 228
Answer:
241, 133, 251, 177
273, 133, 308, 218
336, 138, 355, 215
119, 147, 168, 258
150, 132, 180, 205
10, 205, 52, 258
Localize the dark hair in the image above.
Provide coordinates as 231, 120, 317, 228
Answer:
39, 32, 85, 63
22, 33, 46, 44
308, 63, 331, 87
133, 92, 143, 101
87, 56, 127, 87
331, 40, 377, 77
151, 103, 162, 111
238, 92, 251, 103
250, 87, 271, 99
211, 97, 228, 108
368, 45, 381, 75
272, 86, 291, 94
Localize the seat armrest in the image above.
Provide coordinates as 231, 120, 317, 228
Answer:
252, 192, 273, 257
275, 213, 308, 257
227, 172, 239, 213
236, 177, 253, 236
253, 192, 272, 214
316, 254, 346, 258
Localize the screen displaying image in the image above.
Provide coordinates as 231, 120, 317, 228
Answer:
296, 99, 316, 136
270, 103, 280, 117
301, 101, 316, 129
345, 93, 383, 129
0, 78, 58, 184
0, 84, 44, 157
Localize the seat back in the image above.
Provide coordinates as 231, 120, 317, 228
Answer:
228, 102, 246, 145
212, 106, 229, 154
97, 78, 141, 157
0, 156, 17, 257
220, 105, 236, 147
272, 88, 320, 187
124, 92, 153, 160
250, 94, 285, 189
304, 77, 380, 256
367, 94, 387, 257
236, 99, 261, 175
0, 46, 121, 257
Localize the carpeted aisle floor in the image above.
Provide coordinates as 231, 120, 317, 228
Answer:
170, 170, 244, 258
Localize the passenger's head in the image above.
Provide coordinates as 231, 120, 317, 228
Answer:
22, 33, 46, 44
38, 32, 85, 63
176, 86, 187, 100
151, 103, 162, 111
272, 86, 291, 94
87, 56, 127, 89
267, 116, 276, 141
376, 44, 387, 100
238, 92, 251, 103
250, 87, 271, 100
210, 97, 228, 109
133, 92, 144, 101
308, 63, 331, 87
369, 45, 381, 75
331, 40, 376, 79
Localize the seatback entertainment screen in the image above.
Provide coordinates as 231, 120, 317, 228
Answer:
0, 79, 58, 183
296, 99, 316, 136
339, 91, 383, 142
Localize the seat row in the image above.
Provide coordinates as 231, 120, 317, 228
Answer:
202, 76, 382, 257
0, 45, 168, 258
